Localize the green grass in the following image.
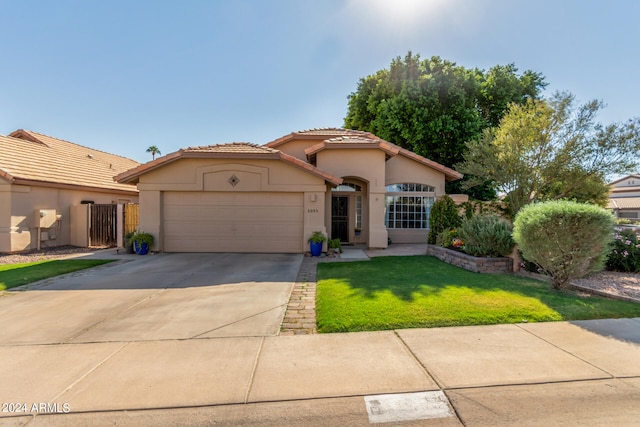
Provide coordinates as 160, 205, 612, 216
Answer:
316, 256, 640, 333
0, 260, 114, 290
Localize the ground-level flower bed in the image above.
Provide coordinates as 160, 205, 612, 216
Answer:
426, 244, 513, 274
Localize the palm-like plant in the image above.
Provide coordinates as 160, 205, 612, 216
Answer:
146, 145, 161, 160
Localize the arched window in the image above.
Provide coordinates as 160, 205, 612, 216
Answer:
332, 183, 362, 192
385, 183, 435, 229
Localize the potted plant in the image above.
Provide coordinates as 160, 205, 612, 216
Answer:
124, 231, 136, 254
355, 227, 362, 236
308, 231, 327, 257
327, 238, 343, 256
131, 231, 154, 255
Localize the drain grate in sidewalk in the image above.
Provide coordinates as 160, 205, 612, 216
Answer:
364, 391, 455, 424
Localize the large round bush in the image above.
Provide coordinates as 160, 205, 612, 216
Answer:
513, 201, 615, 289
459, 214, 515, 257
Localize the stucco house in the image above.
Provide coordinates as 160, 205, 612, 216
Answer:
608, 174, 640, 220
115, 128, 462, 253
0, 130, 140, 253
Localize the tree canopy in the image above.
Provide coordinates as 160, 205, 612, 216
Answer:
344, 52, 546, 198
457, 92, 640, 217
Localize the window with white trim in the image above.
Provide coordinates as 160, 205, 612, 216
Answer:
385, 183, 435, 229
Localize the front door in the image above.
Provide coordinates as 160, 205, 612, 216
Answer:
331, 196, 349, 242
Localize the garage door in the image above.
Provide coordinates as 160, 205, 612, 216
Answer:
163, 192, 304, 253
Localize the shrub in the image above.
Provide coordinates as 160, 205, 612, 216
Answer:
606, 228, 640, 272
513, 200, 615, 289
428, 195, 462, 244
458, 214, 515, 257
436, 229, 463, 249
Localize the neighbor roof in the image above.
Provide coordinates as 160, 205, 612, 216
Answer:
1, 130, 140, 194
609, 197, 640, 210
115, 142, 343, 186
609, 174, 640, 186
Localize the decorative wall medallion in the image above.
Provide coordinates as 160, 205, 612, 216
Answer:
228, 174, 240, 187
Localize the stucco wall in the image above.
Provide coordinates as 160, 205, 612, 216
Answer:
0, 183, 138, 253
385, 155, 446, 195
385, 155, 446, 244
316, 148, 388, 248
135, 158, 329, 252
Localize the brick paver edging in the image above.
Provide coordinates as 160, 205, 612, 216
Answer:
280, 255, 351, 335
280, 257, 320, 335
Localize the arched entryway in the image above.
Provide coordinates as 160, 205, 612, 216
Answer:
330, 178, 367, 244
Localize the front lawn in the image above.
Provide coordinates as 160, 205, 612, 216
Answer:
0, 259, 115, 290
316, 256, 640, 333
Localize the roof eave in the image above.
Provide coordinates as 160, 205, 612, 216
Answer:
12, 178, 138, 196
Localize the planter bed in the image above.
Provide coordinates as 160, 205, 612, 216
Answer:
426, 244, 513, 274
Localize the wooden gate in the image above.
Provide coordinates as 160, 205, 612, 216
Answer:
123, 203, 139, 236
89, 204, 117, 247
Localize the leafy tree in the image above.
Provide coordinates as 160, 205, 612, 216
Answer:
513, 201, 615, 289
457, 92, 640, 217
344, 52, 546, 199
146, 145, 161, 160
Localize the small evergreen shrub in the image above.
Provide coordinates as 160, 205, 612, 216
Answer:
428, 195, 462, 244
458, 214, 515, 257
513, 200, 615, 289
606, 228, 640, 272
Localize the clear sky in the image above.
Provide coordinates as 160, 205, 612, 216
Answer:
1, 0, 638, 163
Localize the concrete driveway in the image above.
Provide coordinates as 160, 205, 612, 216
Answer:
0, 253, 302, 345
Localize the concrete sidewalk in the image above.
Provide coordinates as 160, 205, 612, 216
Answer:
2, 318, 640, 426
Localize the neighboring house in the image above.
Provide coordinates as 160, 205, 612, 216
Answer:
115, 128, 462, 253
0, 130, 140, 253
608, 174, 640, 220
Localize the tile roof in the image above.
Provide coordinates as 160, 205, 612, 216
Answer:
115, 142, 342, 186
302, 133, 463, 181
1, 130, 139, 193
265, 128, 370, 147
609, 197, 640, 210
183, 142, 280, 154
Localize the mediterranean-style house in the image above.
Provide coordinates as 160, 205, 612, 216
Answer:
116, 128, 462, 253
608, 174, 640, 220
0, 130, 139, 253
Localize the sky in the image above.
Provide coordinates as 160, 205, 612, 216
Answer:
1, 0, 639, 164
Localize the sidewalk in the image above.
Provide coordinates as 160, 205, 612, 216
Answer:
2, 318, 639, 426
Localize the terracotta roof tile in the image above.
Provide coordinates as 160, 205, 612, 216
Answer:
265, 128, 371, 147
184, 142, 280, 154
116, 142, 342, 186
268, 128, 462, 181
1, 130, 139, 193
609, 197, 640, 210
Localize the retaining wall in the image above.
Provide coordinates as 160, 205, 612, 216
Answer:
426, 245, 513, 274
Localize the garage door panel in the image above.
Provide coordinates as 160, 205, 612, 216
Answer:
163, 192, 304, 253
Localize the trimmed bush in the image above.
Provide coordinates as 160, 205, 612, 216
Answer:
513, 201, 615, 289
428, 195, 462, 244
606, 228, 640, 272
459, 214, 515, 257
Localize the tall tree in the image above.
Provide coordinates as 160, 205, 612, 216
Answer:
456, 92, 640, 217
344, 52, 546, 199
146, 145, 161, 160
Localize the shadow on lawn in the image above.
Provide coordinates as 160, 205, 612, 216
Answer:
317, 256, 640, 320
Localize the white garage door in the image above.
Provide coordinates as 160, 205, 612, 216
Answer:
163, 192, 304, 253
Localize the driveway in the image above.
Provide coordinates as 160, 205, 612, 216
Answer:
0, 253, 302, 345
